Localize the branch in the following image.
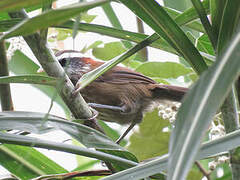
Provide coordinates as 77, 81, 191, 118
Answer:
8, 10, 93, 120
0, 39, 14, 111
221, 88, 240, 179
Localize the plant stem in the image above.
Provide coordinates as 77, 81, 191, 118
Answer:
221, 88, 240, 179
0, 40, 14, 111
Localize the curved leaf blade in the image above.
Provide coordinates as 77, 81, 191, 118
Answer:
0, 0, 108, 40
0, 75, 57, 86
101, 128, 240, 180
0, 0, 54, 13
168, 29, 240, 180
0, 144, 67, 179
0, 132, 137, 169
119, 0, 208, 74
0, 111, 121, 150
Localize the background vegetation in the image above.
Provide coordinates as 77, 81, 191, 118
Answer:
0, 0, 240, 179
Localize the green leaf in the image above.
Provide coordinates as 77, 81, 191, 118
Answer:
197, 34, 215, 56
8, 50, 69, 114
101, 128, 240, 180
102, 2, 133, 49
0, 111, 139, 170
77, 33, 159, 90
0, 0, 108, 40
174, 0, 209, 28
0, 0, 54, 13
81, 12, 97, 23
216, 0, 240, 53
127, 109, 170, 161
136, 62, 192, 79
0, 132, 137, 169
80, 40, 103, 54
190, 0, 217, 49
0, 75, 57, 86
0, 144, 67, 180
168, 28, 240, 180
2, 19, 213, 61
92, 41, 127, 61
0, 111, 121, 150
210, 0, 227, 42
119, 0, 208, 75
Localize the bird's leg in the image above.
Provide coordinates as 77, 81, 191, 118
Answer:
115, 122, 136, 144
88, 103, 137, 144
88, 103, 125, 111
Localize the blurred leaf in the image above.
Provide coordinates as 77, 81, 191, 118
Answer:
0, 0, 108, 40
0, 0, 54, 13
101, 127, 240, 180
80, 40, 103, 54
168, 29, 240, 179
0, 18, 21, 32
186, 165, 203, 180
92, 41, 127, 61
0, 144, 67, 180
72, 139, 99, 171
73, 160, 99, 171
174, 0, 209, 28
0, 111, 139, 170
102, 2, 133, 50
127, 109, 170, 161
164, 0, 192, 11
56, 28, 72, 41
210, 0, 226, 41
0, 75, 57, 86
0, 132, 137, 169
136, 62, 192, 79
119, 0, 208, 75
216, 0, 240, 53
78, 33, 159, 90
197, 34, 215, 56
81, 11, 97, 23
8, 50, 69, 114
0, 111, 122, 150
101, 149, 138, 171
98, 120, 124, 144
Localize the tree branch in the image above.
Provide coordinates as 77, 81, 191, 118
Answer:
8, 10, 93, 121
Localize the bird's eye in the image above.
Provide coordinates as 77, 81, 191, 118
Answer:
59, 58, 67, 67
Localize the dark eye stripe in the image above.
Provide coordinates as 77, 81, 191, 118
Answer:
59, 58, 67, 67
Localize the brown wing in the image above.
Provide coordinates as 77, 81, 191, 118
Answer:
95, 66, 156, 84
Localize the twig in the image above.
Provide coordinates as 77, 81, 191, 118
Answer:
31, 170, 112, 180
195, 161, 211, 180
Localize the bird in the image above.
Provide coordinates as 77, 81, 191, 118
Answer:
57, 51, 188, 143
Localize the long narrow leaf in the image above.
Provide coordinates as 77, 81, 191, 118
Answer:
0, 0, 54, 13
77, 33, 159, 90
119, 0, 208, 74
0, 132, 137, 168
0, 111, 121, 150
168, 27, 240, 180
101, 128, 240, 180
0, 0, 109, 40
0, 144, 67, 179
0, 75, 57, 86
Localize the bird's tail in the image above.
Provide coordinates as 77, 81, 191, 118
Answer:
150, 84, 188, 102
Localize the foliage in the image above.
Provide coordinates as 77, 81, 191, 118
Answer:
0, 0, 240, 180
